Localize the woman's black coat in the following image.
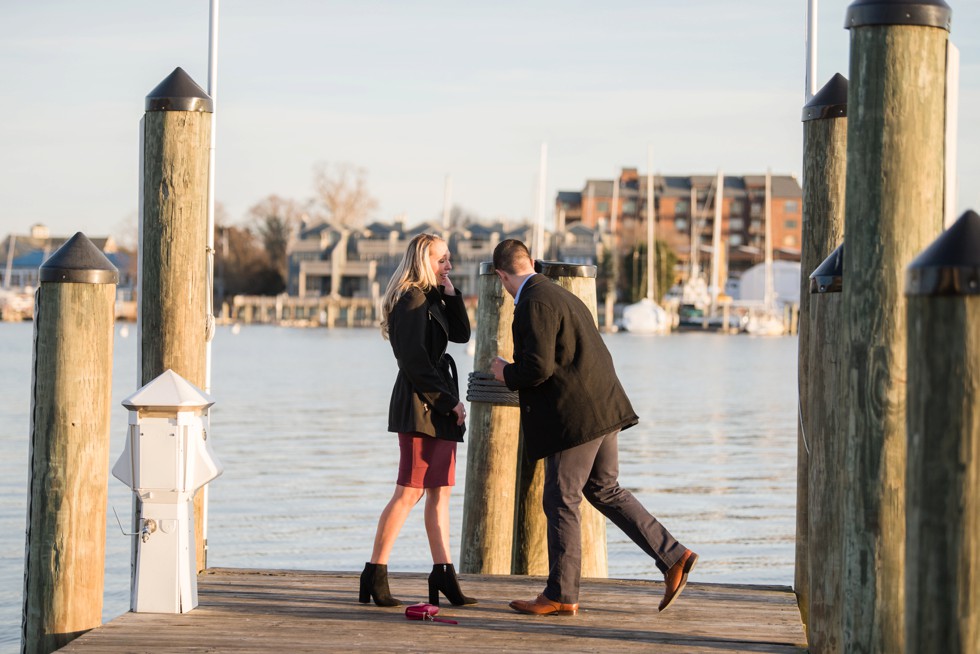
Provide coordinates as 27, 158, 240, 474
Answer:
387, 286, 471, 441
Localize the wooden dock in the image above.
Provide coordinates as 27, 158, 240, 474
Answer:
60, 568, 807, 653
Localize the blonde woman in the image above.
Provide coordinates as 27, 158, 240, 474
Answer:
359, 233, 476, 608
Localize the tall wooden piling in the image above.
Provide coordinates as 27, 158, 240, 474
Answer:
839, 2, 951, 651
460, 263, 521, 574
140, 67, 213, 573
797, 73, 848, 651
905, 210, 980, 654
512, 262, 608, 578
22, 234, 118, 654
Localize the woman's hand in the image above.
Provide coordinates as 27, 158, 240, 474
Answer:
440, 274, 457, 296
452, 401, 466, 426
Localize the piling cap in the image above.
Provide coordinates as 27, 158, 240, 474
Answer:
845, 0, 951, 30
39, 232, 119, 284
809, 243, 844, 294
479, 261, 496, 275
802, 74, 848, 122
905, 210, 980, 296
145, 67, 213, 113
534, 260, 597, 279
123, 369, 214, 412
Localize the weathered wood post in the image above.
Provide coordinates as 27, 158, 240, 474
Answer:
805, 243, 846, 652
512, 261, 608, 578
22, 234, 118, 654
905, 210, 980, 654
140, 67, 213, 573
839, 1, 951, 651
796, 73, 848, 648
460, 263, 521, 574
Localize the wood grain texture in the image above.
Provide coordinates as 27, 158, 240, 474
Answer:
798, 115, 847, 652
906, 297, 980, 653
22, 282, 115, 654
141, 110, 211, 573
60, 568, 808, 653
840, 24, 947, 654
460, 272, 520, 574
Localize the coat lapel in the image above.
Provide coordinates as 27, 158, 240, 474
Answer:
426, 289, 450, 335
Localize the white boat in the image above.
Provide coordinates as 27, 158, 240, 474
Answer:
621, 298, 671, 334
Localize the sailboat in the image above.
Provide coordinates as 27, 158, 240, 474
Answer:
620, 149, 671, 334
745, 169, 786, 336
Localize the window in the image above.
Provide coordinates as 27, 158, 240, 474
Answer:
730, 234, 743, 246
785, 200, 799, 213
730, 200, 744, 214
675, 218, 688, 231
675, 200, 689, 215
785, 220, 798, 229
750, 203, 762, 217
729, 218, 744, 231
622, 200, 637, 215
784, 235, 798, 246
596, 201, 609, 213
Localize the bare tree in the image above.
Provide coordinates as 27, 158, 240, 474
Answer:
248, 195, 305, 283
312, 162, 378, 229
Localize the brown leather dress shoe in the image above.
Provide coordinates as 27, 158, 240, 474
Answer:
659, 548, 698, 612
509, 593, 579, 616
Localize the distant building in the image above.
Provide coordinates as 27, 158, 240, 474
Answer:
0, 223, 134, 293
555, 169, 803, 282
284, 220, 594, 299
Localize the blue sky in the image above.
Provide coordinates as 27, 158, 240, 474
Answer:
1, 1, 977, 241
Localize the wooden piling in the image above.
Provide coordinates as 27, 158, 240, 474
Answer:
839, 2, 950, 651
512, 262, 608, 578
797, 73, 848, 651
22, 234, 118, 654
460, 264, 521, 574
905, 210, 980, 654
140, 67, 213, 573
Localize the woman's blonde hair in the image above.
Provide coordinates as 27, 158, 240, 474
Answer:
380, 233, 444, 339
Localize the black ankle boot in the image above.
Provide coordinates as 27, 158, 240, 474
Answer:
359, 562, 401, 607
428, 563, 477, 606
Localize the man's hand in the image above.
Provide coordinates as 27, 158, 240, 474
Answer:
491, 356, 510, 382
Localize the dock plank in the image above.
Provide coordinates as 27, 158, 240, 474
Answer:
60, 568, 807, 653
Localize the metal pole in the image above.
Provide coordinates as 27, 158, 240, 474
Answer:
805, 0, 819, 102
203, 0, 220, 570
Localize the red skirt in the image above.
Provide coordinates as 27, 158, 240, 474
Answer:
397, 432, 457, 488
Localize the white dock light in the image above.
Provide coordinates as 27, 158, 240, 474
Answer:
112, 369, 223, 613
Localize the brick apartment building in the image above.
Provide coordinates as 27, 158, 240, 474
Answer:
555, 169, 803, 283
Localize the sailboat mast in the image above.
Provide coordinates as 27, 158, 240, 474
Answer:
764, 169, 774, 308
442, 173, 452, 238
711, 169, 723, 312
646, 146, 656, 301
535, 142, 548, 258
689, 184, 699, 280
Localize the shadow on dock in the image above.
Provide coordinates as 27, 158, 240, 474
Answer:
60, 568, 807, 653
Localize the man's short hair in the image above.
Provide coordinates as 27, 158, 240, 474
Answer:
492, 239, 532, 274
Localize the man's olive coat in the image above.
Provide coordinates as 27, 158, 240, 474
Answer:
502, 274, 638, 460
387, 286, 470, 441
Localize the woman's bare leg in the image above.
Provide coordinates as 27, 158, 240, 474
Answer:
424, 486, 452, 564
370, 485, 424, 564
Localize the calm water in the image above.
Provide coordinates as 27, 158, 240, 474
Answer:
0, 321, 799, 652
